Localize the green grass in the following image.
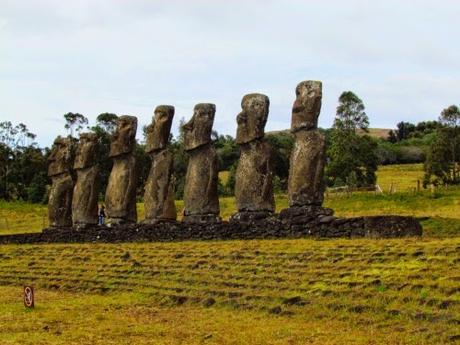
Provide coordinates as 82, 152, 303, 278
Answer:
0, 238, 459, 344
376, 163, 425, 192
1, 163, 460, 344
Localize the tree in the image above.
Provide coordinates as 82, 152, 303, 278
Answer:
327, 92, 378, 187
387, 130, 398, 143
64, 112, 88, 137
424, 105, 460, 185
0, 122, 42, 201
90, 114, 118, 199
266, 131, 295, 192
0, 121, 36, 149
440, 105, 460, 182
395, 121, 416, 141
334, 91, 369, 132
96, 113, 118, 134
171, 117, 188, 199
214, 134, 239, 171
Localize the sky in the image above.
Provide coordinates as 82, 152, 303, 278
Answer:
1, 0, 459, 147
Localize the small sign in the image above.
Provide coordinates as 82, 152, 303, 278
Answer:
24, 286, 34, 308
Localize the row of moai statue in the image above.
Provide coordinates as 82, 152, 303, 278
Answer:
47, 80, 327, 228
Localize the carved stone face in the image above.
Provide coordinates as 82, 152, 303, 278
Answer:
236, 93, 269, 144
109, 115, 137, 157
291, 80, 322, 132
183, 103, 215, 151
48, 137, 73, 177
145, 105, 174, 154
74, 132, 98, 170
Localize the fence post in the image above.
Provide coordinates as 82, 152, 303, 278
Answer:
417, 180, 420, 192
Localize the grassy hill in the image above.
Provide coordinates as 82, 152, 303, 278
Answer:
1, 163, 459, 344
267, 128, 392, 140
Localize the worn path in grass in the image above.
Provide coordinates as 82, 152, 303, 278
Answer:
1, 238, 459, 344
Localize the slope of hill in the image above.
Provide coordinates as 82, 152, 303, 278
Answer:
266, 128, 392, 140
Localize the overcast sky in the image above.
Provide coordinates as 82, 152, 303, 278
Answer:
1, 0, 459, 147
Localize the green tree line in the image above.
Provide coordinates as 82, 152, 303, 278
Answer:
1, 95, 458, 203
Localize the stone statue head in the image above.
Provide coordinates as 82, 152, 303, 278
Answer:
236, 93, 269, 144
183, 103, 216, 151
145, 105, 174, 154
109, 115, 137, 158
291, 80, 322, 132
48, 136, 73, 177
74, 132, 98, 170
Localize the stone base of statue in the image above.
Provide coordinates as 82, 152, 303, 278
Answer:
106, 217, 137, 226
182, 214, 222, 224
141, 218, 177, 225
279, 205, 335, 225
72, 223, 95, 231
229, 210, 275, 223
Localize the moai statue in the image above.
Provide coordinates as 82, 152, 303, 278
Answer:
48, 136, 75, 228
72, 132, 99, 228
280, 80, 332, 220
143, 105, 176, 223
105, 115, 138, 225
182, 103, 220, 223
231, 93, 274, 222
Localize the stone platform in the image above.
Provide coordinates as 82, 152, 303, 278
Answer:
0, 214, 422, 244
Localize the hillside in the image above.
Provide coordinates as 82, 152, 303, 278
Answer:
1, 238, 459, 344
266, 128, 392, 140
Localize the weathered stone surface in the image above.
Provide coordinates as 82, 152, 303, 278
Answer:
145, 105, 174, 153
236, 93, 269, 144
0, 215, 422, 244
143, 149, 176, 223
72, 133, 99, 228
291, 80, 322, 133
48, 137, 75, 228
284, 80, 326, 209
235, 139, 275, 212
143, 106, 176, 223
48, 174, 74, 228
182, 104, 220, 222
183, 103, 215, 151
362, 216, 423, 238
288, 130, 326, 207
48, 137, 74, 177
229, 210, 275, 223
183, 144, 220, 222
233, 93, 274, 218
109, 115, 137, 158
105, 116, 138, 225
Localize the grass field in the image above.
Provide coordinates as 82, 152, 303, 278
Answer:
1, 238, 459, 344
1, 163, 459, 344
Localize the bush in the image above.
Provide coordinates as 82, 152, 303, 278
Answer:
394, 146, 426, 164
26, 172, 48, 203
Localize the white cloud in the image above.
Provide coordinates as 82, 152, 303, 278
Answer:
0, 0, 459, 146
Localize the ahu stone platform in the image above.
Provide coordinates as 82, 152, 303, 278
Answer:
0, 214, 422, 244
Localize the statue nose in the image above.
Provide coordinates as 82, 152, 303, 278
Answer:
292, 99, 303, 112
